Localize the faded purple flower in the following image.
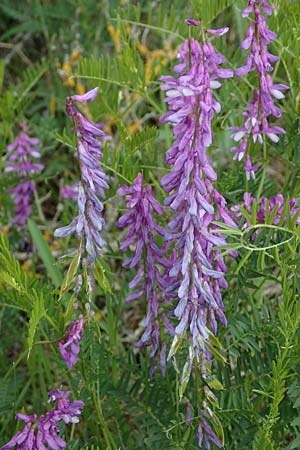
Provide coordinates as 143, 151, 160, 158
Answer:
60, 183, 79, 200
197, 412, 222, 450
117, 173, 172, 376
54, 87, 110, 261
160, 23, 235, 387
185, 402, 193, 426
0, 390, 83, 450
4, 125, 43, 227
8, 181, 35, 227
58, 318, 84, 369
230, 0, 288, 172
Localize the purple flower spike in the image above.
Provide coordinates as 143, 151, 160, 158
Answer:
58, 318, 84, 369
231, 0, 288, 175
117, 173, 172, 376
54, 88, 110, 261
160, 20, 236, 385
0, 390, 83, 450
4, 125, 43, 227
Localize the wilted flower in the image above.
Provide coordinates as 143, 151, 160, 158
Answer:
230, 0, 288, 172
117, 173, 173, 376
0, 390, 83, 450
54, 87, 110, 261
160, 20, 235, 387
5, 125, 43, 227
58, 318, 84, 369
197, 411, 222, 449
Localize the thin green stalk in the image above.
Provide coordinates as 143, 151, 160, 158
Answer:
257, 139, 267, 200
91, 380, 119, 450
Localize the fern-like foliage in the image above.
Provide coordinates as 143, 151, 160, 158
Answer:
0, 234, 50, 355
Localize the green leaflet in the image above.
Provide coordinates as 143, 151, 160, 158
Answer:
27, 219, 62, 288
59, 252, 81, 297
27, 291, 45, 358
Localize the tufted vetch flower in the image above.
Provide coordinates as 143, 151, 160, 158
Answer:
5, 125, 43, 227
160, 20, 236, 391
0, 390, 83, 450
54, 87, 110, 261
57, 318, 84, 369
117, 173, 174, 376
230, 0, 288, 173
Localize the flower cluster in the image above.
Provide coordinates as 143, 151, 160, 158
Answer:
160, 20, 235, 381
0, 390, 83, 450
230, 0, 288, 171
58, 318, 84, 369
117, 173, 174, 375
232, 192, 300, 227
5, 125, 43, 227
54, 87, 110, 261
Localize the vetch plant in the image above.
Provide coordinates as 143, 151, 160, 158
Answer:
57, 318, 84, 369
0, 2, 299, 449
54, 87, 112, 315
4, 124, 44, 227
230, 0, 288, 175
0, 390, 83, 450
117, 172, 174, 376
160, 18, 234, 377
159, 18, 236, 447
54, 87, 110, 262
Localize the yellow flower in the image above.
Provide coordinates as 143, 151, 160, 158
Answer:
107, 24, 121, 54
62, 61, 72, 73
1, 226, 9, 236
76, 83, 85, 95
71, 49, 80, 63
64, 78, 76, 88
50, 95, 56, 115
128, 121, 142, 134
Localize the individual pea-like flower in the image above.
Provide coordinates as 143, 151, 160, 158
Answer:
0, 390, 83, 450
244, 155, 258, 181
57, 318, 84, 369
54, 87, 110, 261
4, 124, 44, 227
117, 173, 174, 376
230, 0, 288, 173
160, 18, 236, 390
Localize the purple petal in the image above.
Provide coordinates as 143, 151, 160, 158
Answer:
207, 27, 229, 36
71, 87, 99, 103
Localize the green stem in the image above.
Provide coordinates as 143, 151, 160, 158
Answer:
44, 313, 61, 333
257, 139, 267, 200
91, 380, 119, 450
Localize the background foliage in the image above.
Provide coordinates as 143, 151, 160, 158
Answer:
0, 0, 300, 449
